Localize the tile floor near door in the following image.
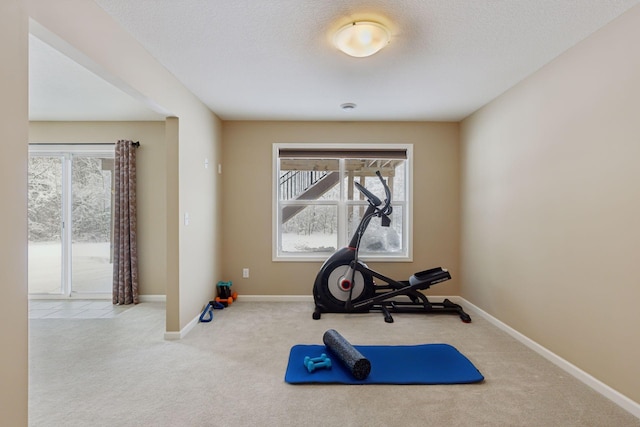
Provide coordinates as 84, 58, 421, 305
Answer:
28, 300, 132, 319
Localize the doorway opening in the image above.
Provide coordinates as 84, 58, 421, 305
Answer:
28, 145, 115, 298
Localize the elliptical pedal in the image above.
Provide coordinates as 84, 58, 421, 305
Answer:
408, 268, 452, 289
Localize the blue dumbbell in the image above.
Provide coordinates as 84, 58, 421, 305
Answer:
303, 353, 332, 372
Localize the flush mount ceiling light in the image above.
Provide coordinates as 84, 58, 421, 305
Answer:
333, 21, 391, 58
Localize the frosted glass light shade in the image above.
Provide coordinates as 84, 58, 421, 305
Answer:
333, 21, 390, 58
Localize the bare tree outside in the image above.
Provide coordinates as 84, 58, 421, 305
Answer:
29, 156, 111, 243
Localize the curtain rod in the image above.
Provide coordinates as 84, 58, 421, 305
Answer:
30, 141, 140, 146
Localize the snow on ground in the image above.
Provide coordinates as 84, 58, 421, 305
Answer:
281, 232, 336, 253
28, 242, 112, 294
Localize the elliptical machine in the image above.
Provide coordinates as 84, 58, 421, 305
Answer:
312, 171, 471, 323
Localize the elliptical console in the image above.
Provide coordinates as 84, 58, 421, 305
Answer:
312, 171, 471, 323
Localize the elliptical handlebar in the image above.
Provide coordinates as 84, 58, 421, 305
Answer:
354, 181, 382, 206
353, 171, 392, 215
376, 171, 392, 215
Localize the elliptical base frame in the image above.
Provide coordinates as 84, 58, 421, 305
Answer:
312, 256, 471, 323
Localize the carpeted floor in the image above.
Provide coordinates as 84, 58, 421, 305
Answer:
29, 301, 640, 426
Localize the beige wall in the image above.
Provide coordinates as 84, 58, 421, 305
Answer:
164, 118, 181, 331
176, 110, 222, 329
221, 121, 460, 296
460, 5, 640, 404
27, 0, 223, 334
29, 121, 167, 296
0, 0, 28, 425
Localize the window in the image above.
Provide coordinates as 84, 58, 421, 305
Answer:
273, 144, 412, 261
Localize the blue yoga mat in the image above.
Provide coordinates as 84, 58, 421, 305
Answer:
285, 343, 483, 384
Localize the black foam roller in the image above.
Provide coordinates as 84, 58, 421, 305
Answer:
323, 329, 371, 380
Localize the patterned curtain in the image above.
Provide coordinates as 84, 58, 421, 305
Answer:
113, 140, 139, 304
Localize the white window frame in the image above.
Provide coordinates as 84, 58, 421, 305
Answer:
272, 143, 413, 262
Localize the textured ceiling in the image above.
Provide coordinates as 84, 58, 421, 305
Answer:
30, 0, 640, 121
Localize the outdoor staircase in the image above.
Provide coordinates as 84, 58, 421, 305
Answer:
280, 171, 339, 223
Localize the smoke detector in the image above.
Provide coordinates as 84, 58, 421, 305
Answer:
340, 102, 357, 111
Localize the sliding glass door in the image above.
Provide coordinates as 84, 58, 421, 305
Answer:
70, 155, 114, 294
28, 146, 115, 296
28, 155, 64, 294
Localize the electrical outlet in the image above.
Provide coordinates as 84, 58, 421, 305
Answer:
242, 268, 249, 278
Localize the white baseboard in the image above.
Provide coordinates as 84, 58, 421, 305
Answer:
237, 294, 314, 302
164, 311, 199, 340
459, 297, 640, 419
138, 294, 166, 303
163, 331, 181, 340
